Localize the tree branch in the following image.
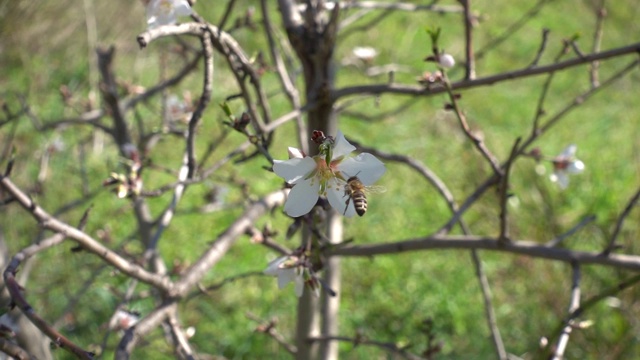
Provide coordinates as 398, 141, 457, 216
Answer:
331, 235, 640, 271
333, 42, 640, 100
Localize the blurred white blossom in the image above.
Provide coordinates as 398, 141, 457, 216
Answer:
273, 131, 385, 217
438, 53, 455, 69
166, 94, 193, 123
263, 256, 305, 297
109, 309, 140, 331
146, 0, 193, 29
550, 144, 584, 189
352, 46, 378, 62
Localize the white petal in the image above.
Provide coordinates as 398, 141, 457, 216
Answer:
337, 153, 386, 185
353, 46, 378, 60
174, 0, 193, 16
273, 157, 316, 184
284, 178, 319, 217
567, 160, 584, 174
326, 179, 356, 217
293, 272, 305, 297
560, 144, 577, 158
310, 283, 320, 297
287, 147, 305, 159
551, 171, 570, 189
147, 16, 159, 28
263, 257, 286, 276
332, 131, 356, 159
277, 269, 296, 289
439, 53, 455, 69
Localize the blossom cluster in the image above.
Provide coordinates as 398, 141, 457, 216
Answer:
272, 131, 386, 218
145, 0, 193, 29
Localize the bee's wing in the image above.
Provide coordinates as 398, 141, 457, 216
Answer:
365, 185, 387, 194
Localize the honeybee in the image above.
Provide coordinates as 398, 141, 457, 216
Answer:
342, 176, 386, 217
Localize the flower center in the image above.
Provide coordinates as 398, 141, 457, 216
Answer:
312, 157, 345, 195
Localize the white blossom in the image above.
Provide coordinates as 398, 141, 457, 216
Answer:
273, 131, 385, 217
146, 0, 193, 29
439, 53, 455, 69
353, 46, 378, 62
263, 256, 305, 297
166, 94, 192, 123
550, 144, 584, 189
108, 309, 140, 331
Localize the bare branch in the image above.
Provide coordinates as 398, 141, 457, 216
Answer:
97, 46, 132, 148
249, 314, 298, 355
470, 250, 507, 360
590, 1, 607, 87
171, 190, 287, 297
261, 0, 307, 153
116, 301, 177, 360
331, 235, 640, 271
552, 262, 581, 360
541, 272, 640, 359
0, 176, 171, 290
306, 1, 463, 13
349, 140, 456, 208
308, 334, 424, 360
528, 28, 550, 68
498, 138, 522, 243
333, 42, 640, 100
167, 312, 196, 360
3, 234, 94, 359
602, 187, 640, 255
546, 215, 597, 248
460, 0, 476, 80
476, 0, 552, 60
0, 337, 31, 360
186, 28, 214, 178
443, 74, 502, 176
437, 58, 638, 235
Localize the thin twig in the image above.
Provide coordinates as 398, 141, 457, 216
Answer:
437, 58, 638, 235
530, 39, 572, 134
3, 234, 95, 359
476, 0, 551, 60
217, 0, 237, 30
247, 314, 298, 355
333, 42, 640, 100
461, 0, 476, 80
443, 72, 503, 176
170, 190, 287, 297
308, 335, 424, 360
186, 28, 214, 178
546, 215, 597, 248
590, 1, 607, 87
350, 140, 457, 208
0, 176, 171, 290
528, 28, 550, 68
330, 235, 640, 272
498, 138, 522, 243
167, 311, 196, 360
0, 338, 31, 360
541, 272, 640, 359
551, 262, 581, 360
353, 134, 506, 359
602, 187, 640, 255
261, 0, 307, 154
116, 301, 177, 359
470, 250, 507, 360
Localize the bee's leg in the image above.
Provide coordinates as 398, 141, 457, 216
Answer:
343, 197, 351, 215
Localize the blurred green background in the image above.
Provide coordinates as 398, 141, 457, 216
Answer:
1, 0, 639, 359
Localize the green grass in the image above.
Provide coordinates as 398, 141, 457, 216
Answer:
1, 0, 640, 359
